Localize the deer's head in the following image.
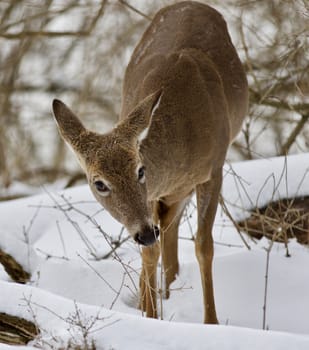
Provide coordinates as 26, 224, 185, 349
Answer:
52, 90, 162, 246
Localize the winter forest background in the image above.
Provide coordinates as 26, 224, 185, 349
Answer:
0, 0, 308, 194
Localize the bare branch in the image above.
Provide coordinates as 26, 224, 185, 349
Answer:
280, 113, 309, 155
118, 0, 152, 21
250, 89, 309, 114
0, 0, 107, 40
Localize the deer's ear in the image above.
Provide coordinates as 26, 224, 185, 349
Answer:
52, 99, 86, 146
117, 89, 162, 143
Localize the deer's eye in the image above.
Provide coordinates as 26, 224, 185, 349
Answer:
138, 166, 146, 184
94, 180, 110, 196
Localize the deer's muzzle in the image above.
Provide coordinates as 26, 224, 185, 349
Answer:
134, 225, 160, 246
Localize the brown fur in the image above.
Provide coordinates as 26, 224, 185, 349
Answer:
52, 1, 248, 323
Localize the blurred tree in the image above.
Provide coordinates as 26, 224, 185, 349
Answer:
0, 0, 308, 195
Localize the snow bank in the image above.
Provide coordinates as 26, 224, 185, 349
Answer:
0, 154, 309, 348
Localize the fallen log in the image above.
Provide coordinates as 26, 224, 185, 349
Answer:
0, 250, 30, 283
0, 312, 39, 345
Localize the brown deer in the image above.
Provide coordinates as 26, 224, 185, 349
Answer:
52, 1, 248, 324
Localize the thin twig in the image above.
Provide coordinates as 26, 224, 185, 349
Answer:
118, 0, 152, 21
219, 195, 251, 250
263, 239, 274, 330
56, 220, 68, 259
77, 253, 119, 294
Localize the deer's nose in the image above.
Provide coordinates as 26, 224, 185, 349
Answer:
134, 225, 160, 246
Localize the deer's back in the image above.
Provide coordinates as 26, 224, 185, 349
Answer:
120, 1, 248, 199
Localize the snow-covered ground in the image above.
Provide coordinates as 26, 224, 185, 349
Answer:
0, 154, 309, 349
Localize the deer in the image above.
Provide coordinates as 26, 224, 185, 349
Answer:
52, 1, 248, 324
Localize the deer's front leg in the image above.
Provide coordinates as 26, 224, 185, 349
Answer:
157, 198, 188, 299
139, 242, 160, 318
195, 169, 222, 324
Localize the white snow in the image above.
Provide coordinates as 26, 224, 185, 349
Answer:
0, 154, 309, 349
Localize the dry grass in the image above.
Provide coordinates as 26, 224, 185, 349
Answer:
238, 196, 309, 246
